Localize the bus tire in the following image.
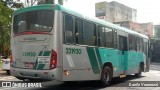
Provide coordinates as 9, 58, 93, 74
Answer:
29, 78, 35, 82
6, 70, 10, 75
64, 81, 77, 84
15, 77, 25, 81
101, 66, 112, 87
135, 64, 142, 78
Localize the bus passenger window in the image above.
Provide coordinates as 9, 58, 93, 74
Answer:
83, 21, 96, 46
64, 15, 74, 44
98, 26, 105, 47
113, 30, 117, 49
105, 28, 114, 48
75, 32, 79, 43
75, 19, 83, 44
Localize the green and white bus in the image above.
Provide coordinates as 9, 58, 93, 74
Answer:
10, 4, 150, 86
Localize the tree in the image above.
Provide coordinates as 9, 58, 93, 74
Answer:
0, 1, 12, 56
1, 0, 24, 9
37, 0, 54, 4
1, 0, 37, 8
58, 0, 64, 5
37, 0, 66, 5
24, 0, 37, 7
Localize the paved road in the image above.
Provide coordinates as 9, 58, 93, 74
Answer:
0, 62, 160, 90
0, 69, 17, 81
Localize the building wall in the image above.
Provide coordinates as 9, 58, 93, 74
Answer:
95, 1, 153, 38
140, 23, 153, 38
110, 1, 133, 22
114, 21, 153, 38
95, 1, 109, 20
95, 1, 137, 22
154, 25, 160, 40
150, 25, 160, 62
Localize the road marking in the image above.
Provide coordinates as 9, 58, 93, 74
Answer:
0, 76, 15, 81
0, 87, 18, 90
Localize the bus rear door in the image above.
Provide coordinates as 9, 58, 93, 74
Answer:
118, 31, 128, 77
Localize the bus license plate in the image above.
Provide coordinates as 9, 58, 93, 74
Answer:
29, 63, 33, 68
24, 63, 34, 68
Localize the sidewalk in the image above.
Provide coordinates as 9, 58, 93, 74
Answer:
150, 62, 160, 65
0, 68, 6, 74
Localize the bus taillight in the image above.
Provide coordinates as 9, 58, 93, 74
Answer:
50, 49, 57, 69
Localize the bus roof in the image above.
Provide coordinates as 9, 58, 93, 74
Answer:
13, 4, 148, 39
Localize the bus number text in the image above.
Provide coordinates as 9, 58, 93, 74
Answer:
23, 52, 36, 57
66, 48, 82, 54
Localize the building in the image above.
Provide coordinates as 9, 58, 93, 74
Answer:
95, 1, 137, 22
150, 25, 160, 62
114, 21, 153, 38
154, 25, 160, 40
140, 23, 153, 38
95, 1, 153, 38
95, 1, 110, 21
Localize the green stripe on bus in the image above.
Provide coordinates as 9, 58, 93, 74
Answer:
39, 51, 43, 56
33, 51, 43, 69
95, 48, 103, 68
86, 47, 100, 74
37, 51, 51, 70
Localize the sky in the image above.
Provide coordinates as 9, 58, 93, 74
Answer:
63, 0, 160, 25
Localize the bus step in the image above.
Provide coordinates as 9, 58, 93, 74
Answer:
119, 74, 126, 78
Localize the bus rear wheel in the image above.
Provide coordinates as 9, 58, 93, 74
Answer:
15, 77, 25, 81
101, 66, 112, 87
6, 70, 10, 75
135, 64, 142, 78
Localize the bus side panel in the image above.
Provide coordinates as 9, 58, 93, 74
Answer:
62, 46, 126, 81
62, 45, 101, 81
98, 48, 120, 77
127, 51, 144, 74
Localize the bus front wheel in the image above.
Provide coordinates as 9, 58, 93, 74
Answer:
101, 66, 112, 87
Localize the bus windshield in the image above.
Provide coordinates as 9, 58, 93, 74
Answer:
13, 10, 54, 34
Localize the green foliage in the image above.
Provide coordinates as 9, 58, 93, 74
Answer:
1, 0, 24, 9
58, 0, 63, 5
37, 0, 66, 5
0, 1, 12, 55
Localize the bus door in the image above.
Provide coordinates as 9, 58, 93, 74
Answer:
144, 39, 150, 72
118, 35, 128, 75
